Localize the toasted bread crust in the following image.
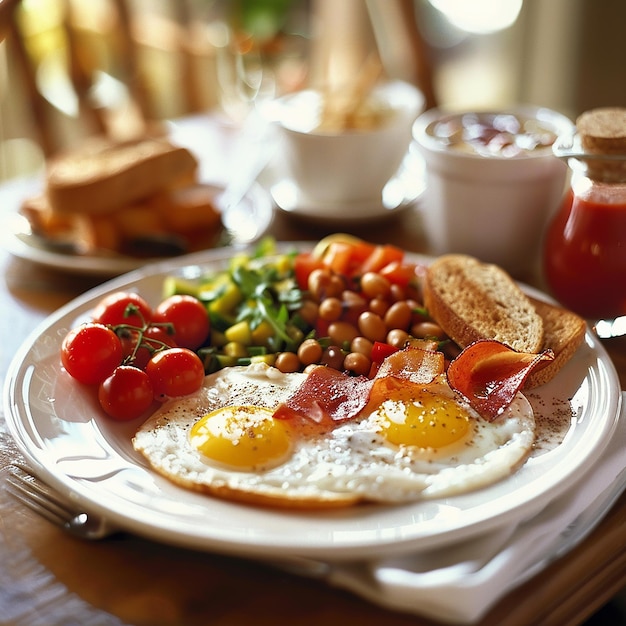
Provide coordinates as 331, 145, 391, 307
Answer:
524, 298, 587, 388
423, 254, 544, 353
45, 137, 198, 215
423, 254, 586, 387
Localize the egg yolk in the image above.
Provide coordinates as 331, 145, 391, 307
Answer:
190, 405, 292, 470
375, 389, 471, 450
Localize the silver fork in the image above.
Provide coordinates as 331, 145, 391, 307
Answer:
5, 461, 115, 540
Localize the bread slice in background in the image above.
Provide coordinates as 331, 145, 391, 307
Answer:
45, 137, 198, 215
23, 183, 222, 256
524, 297, 587, 388
423, 254, 545, 353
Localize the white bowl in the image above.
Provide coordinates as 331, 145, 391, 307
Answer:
272, 80, 425, 209
412, 105, 575, 275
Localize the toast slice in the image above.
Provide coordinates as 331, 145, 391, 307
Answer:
524, 297, 587, 388
45, 137, 198, 215
22, 183, 223, 255
423, 254, 545, 353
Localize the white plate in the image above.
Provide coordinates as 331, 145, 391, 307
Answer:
270, 149, 426, 225
0, 176, 273, 277
3, 245, 622, 561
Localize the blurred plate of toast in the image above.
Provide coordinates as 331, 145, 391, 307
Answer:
0, 136, 273, 276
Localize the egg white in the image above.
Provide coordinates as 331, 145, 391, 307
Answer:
132, 363, 536, 508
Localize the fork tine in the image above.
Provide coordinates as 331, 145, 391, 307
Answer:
5, 461, 116, 540
6, 470, 75, 529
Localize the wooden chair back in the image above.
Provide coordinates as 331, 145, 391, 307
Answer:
0, 0, 214, 161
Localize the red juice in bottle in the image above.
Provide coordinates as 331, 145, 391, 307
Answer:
544, 186, 626, 319
544, 107, 626, 320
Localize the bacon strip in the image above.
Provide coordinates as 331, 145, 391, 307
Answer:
273, 346, 444, 424
272, 366, 374, 424
374, 345, 445, 384
447, 340, 554, 421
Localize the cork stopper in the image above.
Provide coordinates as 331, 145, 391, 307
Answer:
577, 107, 626, 154
575, 107, 626, 181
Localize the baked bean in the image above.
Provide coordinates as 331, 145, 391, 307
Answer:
275, 351, 301, 373
350, 336, 373, 357
411, 321, 446, 340
386, 328, 409, 348
321, 345, 345, 370
384, 301, 413, 330
307, 268, 330, 299
389, 283, 406, 302
360, 272, 390, 299
308, 268, 344, 300
328, 321, 359, 346
405, 284, 422, 302
343, 352, 371, 376
297, 299, 319, 326
403, 298, 423, 314
318, 297, 343, 321
358, 311, 387, 342
297, 338, 323, 365
342, 290, 367, 309
341, 290, 367, 322
369, 297, 389, 318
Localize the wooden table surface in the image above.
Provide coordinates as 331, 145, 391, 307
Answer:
1, 117, 625, 626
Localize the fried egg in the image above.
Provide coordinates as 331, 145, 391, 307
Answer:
132, 363, 535, 508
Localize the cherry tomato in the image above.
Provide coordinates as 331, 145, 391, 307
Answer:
98, 366, 154, 421
145, 348, 205, 400
61, 323, 123, 385
92, 291, 153, 328
152, 295, 210, 350
119, 326, 178, 370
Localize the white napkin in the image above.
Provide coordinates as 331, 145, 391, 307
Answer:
281, 392, 626, 624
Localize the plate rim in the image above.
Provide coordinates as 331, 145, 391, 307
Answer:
3, 243, 623, 560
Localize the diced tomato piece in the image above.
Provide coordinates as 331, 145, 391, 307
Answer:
379, 261, 417, 287
359, 245, 404, 274
321, 240, 377, 277
345, 240, 377, 267
315, 317, 330, 338
370, 341, 399, 365
293, 253, 325, 290
322, 242, 357, 275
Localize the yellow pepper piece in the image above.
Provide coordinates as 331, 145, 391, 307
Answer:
224, 321, 252, 346
251, 320, 274, 347
250, 354, 276, 366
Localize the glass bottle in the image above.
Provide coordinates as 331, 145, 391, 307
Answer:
543, 108, 626, 321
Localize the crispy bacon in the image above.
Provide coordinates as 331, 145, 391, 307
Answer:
273, 340, 552, 425
374, 345, 445, 383
272, 366, 374, 424
273, 346, 444, 424
447, 340, 554, 421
